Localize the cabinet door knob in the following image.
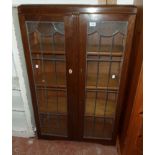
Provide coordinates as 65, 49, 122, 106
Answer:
35, 64, 39, 68
112, 74, 116, 79
68, 69, 73, 74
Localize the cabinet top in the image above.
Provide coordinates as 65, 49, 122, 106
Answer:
18, 5, 137, 15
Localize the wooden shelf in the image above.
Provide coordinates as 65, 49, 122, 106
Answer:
36, 84, 66, 90
33, 72, 119, 91
32, 51, 65, 55
30, 42, 123, 57
36, 85, 118, 91
38, 92, 116, 118
32, 51, 123, 57
30, 41, 65, 55
87, 51, 123, 57
87, 44, 124, 53
86, 86, 118, 91
32, 57, 65, 62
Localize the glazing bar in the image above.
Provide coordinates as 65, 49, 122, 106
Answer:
92, 35, 102, 136
87, 59, 122, 62
39, 35, 49, 111
103, 35, 115, 136
51, 32, 60, 129
85, 55, 89, 117
86, 89, 119, 93
36, 87, 66, 91
85, 115, 114, 119
40, 112, 67, 116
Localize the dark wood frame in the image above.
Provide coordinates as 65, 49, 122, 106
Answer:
18, 5, 137, 145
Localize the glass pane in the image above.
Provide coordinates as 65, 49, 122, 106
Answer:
86, 56, 121, 88
87, 21, 127, 54
26, 21, 67, 136
84, 15, 128, 139
85, 91, 117, 118
84, 117, 113, 139
32, 60, 66, 86
40, 113, 67, 136
37, 89, 67, 114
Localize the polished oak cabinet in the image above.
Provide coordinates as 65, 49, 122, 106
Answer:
18, 5, 137, 144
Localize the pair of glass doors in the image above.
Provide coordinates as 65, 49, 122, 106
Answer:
25, 14, 128, 141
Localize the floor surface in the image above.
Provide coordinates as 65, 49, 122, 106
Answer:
12, 137, 118, 155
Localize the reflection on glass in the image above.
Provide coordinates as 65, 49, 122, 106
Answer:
84, 17, 128, 139
26, 21, 67, 136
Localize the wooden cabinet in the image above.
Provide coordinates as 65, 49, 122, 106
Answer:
18, 5, 137, 144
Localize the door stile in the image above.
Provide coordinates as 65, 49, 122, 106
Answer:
78, 14, 87, 140
65, 14, 80, 140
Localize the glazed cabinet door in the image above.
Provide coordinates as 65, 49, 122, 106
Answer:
79, 14, 136, 143
19, 14, 77, 139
